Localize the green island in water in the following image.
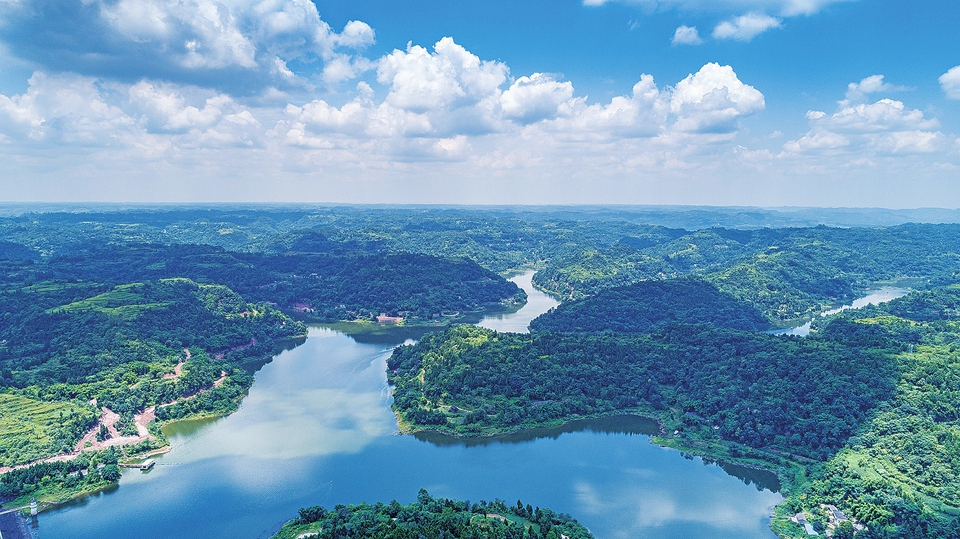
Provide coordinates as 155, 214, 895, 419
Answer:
2, 208, 960, 539
271, 489, 593, 539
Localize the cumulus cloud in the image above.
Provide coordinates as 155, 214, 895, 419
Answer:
785, 84, 943, 156
272, 38, 764, 167
840, 74, 909, 105
0, 0, 375, 93
0, 37, 767, 182
712, 13, 781, 41
0, 72, 261, 149
940, 66, 960, 100
672, 26, 703, 45
125, 80, 260, 144
670, 63, 765, 134
501, 74, 576, 123
582, 0, 853, 17
278, 40, 761, 155
0, 72, 134, 145
377, 37, 507, 114
541, 74, 666, 139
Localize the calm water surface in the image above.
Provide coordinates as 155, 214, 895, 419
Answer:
770, 286, 910, 336
39, 272, 781, 539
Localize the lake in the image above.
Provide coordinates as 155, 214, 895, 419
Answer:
37, 272, 782, 539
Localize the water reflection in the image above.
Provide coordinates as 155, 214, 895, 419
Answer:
162, 329, 397, 463
477, 271, 559, 333
38, 271, 782, 539
414, 415, 660, 447
717, 462, 782, 493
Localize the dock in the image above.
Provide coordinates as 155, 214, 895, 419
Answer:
119, 459, 155, 471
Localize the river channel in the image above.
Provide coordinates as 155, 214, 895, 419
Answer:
770, 286, 910, 336
39, 271, 784, 539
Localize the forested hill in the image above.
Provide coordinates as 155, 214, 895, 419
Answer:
533, 223, 960, 321
390, 285, 960, 538
6, 210, 960, 324
529, 280, 771, 333
0, 229, 522, 474
271, 489, 594, 539
0, 275, 307, 468
389, 324, 894, 459
18, 243, 524, 321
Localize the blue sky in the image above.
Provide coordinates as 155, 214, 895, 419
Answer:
0, 0, 958, 206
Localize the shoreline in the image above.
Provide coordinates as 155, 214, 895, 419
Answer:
393, 408, 793, 491
395, 407, 802, 535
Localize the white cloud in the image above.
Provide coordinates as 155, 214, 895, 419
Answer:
785, 93, 943, 156
548, 74, 666, 138
501, 74, 576, 123
276, 43, 761, 168
0, 72, 134, 145
840, 74, 909, 105
377, 37, 507, 113
582, 0, 853, 17
0, 0, 375, 92
783, 131, 849, 152
290, 85, 433, 139
321, 54, 376, 86
280, 39, 761, 147
0, 72, 261, 149
335, 20, 376, 48
940, 66, 960, 100
672, 26, 703, 45
670, 63, 765, 134
713, 12, 781, 41
822, 99, 937, 134
0, 39, 786, 199
129, 82, 217, 131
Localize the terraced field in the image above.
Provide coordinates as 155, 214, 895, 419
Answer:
0, 394, 98, 467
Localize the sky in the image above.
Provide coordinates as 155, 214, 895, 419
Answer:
0, 0, 958, 207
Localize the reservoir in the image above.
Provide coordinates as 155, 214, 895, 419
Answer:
37, 272, 782, 539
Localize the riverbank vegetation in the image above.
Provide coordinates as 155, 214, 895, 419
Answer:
391, 284, 960, 538
271, 489, 594, 539
0, 273, 307, 496
0, 210, 529, 508
0, 448, 123, 508
5, 207, 960, 535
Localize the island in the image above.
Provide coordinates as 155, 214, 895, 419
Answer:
271, 489, 594, 539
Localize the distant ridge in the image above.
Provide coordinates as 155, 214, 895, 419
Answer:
2, 203, 959, 229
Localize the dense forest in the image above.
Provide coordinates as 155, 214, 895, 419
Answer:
12, 242, 524, 322
533, 224, 960, 321
529, 279, 771, 333
388, 324, 894, 459
271, 489, 594, 539
3, 206, 960, 538
5, 208, 960, 323
391, 285, 960, 538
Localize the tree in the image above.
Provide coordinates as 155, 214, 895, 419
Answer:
100, 464, 121, 482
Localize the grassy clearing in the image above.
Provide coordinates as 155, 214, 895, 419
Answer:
48, 283, 171, 319
0, 394, 97, 466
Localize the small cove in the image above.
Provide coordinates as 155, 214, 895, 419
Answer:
38, 272, 783, 539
